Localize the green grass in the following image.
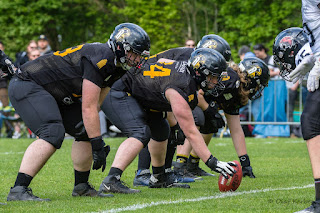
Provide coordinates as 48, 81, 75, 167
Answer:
0, 137, 315, 212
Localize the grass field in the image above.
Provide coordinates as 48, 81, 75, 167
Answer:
0, 136, 315, 212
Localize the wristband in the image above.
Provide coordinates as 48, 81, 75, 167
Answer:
90, 136, 105, 151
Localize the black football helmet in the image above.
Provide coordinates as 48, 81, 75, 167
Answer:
108, 23, 151, 70
196, 34, 231, 61
273, 27, 308, 80
188, 48, 227, 97
239, 57, 270, 100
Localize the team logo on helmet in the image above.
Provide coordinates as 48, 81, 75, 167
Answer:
115, 27, 131, 42
202, 40, 218, 49
247, 65, 262, 78
192, 55, 205, 69
280, 36, 294, 49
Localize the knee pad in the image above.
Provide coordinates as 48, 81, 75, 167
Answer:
129, 125, 152, 148
37, 123, 65, 149
301, 112, 320, 140
192, 106, 205, 127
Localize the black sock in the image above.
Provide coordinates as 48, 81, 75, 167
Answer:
188, 153, 200, 166
165, 143, 176, 169
176, 154, 188, 164
137, 146, 151, 170
152, 165, 165, 175
108, 167, 123, 177
239, 154, 250, 167
14, 172, 33, 187
315, 178, 320, 201
74, 170, 90, 186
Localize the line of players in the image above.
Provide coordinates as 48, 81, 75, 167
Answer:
1, 13, 319, 212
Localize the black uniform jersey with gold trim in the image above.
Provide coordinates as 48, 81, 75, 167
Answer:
208, 67, 242, 115
147, 47, 194, 63
121, 61, 198, 112
19, 43, 122, 105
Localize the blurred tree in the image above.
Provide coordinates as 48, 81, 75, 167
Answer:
0, 0, 302, 62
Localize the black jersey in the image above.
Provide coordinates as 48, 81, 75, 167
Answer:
208, 67, 242, 115
121, 61, 198, 112
147, 47, 194, 63
19, 43, 122, 105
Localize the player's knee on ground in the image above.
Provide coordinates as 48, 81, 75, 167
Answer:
37, 123, 65, 149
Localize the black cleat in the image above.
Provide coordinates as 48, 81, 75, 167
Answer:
165, 168, 195, 183
187, 163, 215, 177
242, 166, 256, 178
173, 162, 203, 180
133, 169, 151, 186
294, 201, 320, 213
100, 175, 140, 194
72, 182, 113, 197
7, 186, 51, 201
149, 172, 190, 189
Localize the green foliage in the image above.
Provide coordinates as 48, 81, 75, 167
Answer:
0, 0, 302, 61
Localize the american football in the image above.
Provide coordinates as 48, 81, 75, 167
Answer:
218, 160, 243, 192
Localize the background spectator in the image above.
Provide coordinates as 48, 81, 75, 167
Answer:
238, 45, 256, 60
15, 40, 38, 68
185, 39, 195, 48
37, 34, 53, 56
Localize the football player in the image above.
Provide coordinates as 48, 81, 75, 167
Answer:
134, 35, 260, 189
3, 23, 150, 201
132, 35, 232, 187
273, 24, 320, 212
99, 48, 237, 194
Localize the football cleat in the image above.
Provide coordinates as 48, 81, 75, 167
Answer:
7, 186, 51, 201
187, 163, 215, 176
72, 182, 113, 197
242, 166, 256, 178
149, 172, 190, 188
100, 175, 140, 194
133, 169, 151, 186
173, 162, 203, 180
165, 168, 195, 183
294, 201, 320, 213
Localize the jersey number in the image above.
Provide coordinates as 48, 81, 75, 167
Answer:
143, 64, 171, 78
54, 45, 84, 57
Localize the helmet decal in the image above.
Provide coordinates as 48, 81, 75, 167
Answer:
202, 40, 218, 49
192, 54, 205, 69
280, 36, 294, 48
115, 27, 131, 42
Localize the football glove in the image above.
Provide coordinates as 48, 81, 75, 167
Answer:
0, 50, 15, 78
307, 52, 320, 92
242, 166, 256, 178
203, 101, 225, 130
168, 123, 185, 146
90, 136, 110, 172
288, 54, 315, 83
205, 155, 236, 179
74, 121, 87, 138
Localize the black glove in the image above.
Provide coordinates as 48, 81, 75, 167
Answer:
75, 121, 87, 138
0, 50, 15, 78
168, 123, 185, 146
90, 136, 110, 172
203, 101, 225, 130
242, 166, 256, 178
205, 155, 236, 179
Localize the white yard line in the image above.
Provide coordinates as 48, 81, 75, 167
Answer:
96, 184, 313, 213
0, 151, 24, 155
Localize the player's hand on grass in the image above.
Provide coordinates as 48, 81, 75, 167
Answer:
90, 136, 110, 172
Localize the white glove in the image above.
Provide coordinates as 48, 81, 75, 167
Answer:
288, 54, 315, 83
307, 53, 320, 92
215, 160, 236, 179
206, 155, 236, 179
